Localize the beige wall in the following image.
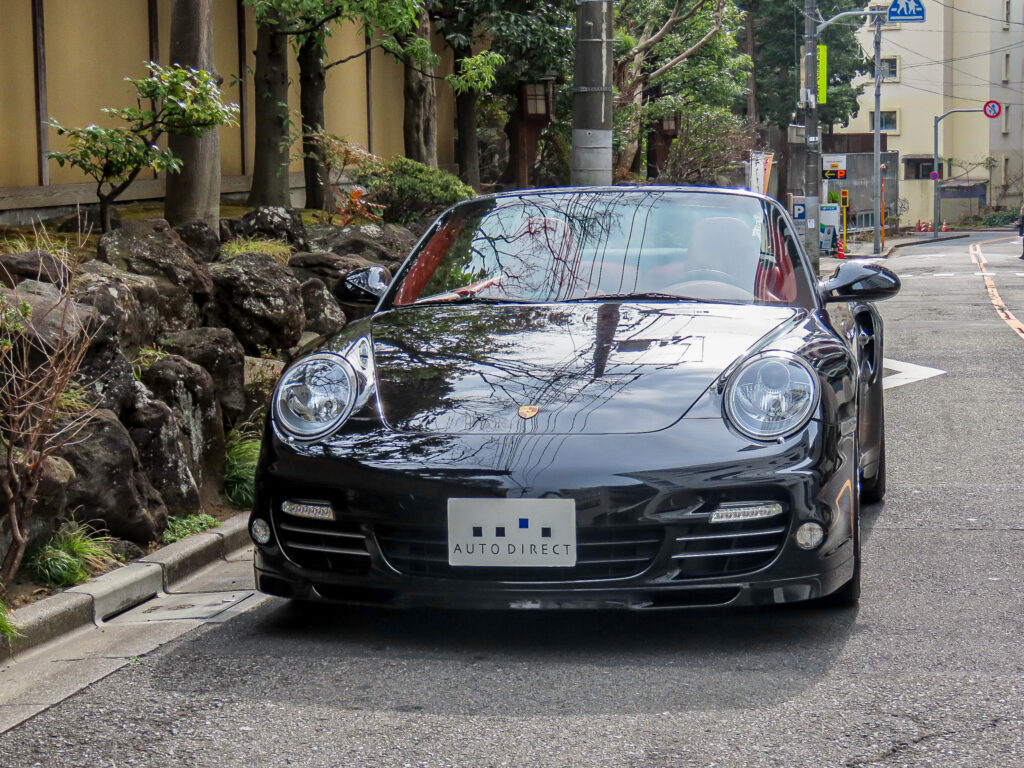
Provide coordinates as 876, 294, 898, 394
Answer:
0, 1, 37, 188
0, 0, 456, 209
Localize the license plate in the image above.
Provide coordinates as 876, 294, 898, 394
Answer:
447, 498, 577, 567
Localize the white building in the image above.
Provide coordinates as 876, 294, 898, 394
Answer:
838, 1, 1024, 225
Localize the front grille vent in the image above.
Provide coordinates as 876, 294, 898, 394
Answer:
671, 512, 788, 580
275, 509, 371, 573
376, 524, 664, 582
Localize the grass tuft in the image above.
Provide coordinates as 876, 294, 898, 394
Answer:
161, 513, 221, 545
56, 381, 94, 416
224, 420, 262, 509
221, 236, 293, 266
28, 523, 118, 589
0, 599, 20, 641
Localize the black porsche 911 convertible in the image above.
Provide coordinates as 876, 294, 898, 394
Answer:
249, 186, 899, 610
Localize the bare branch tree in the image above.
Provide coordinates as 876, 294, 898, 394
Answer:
0, 233, 96, 591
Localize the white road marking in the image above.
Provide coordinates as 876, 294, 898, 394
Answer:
882, 358, 946, 390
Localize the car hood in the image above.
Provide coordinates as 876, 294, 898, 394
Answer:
368, 302, 802, 435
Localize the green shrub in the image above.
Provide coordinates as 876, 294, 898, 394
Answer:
0, 600, 19, 641
980, 209, 1018, 227
162, 513, 221, 545
354, 155, 474, 225
224, 421, 262, 509
28, 524, 116, 589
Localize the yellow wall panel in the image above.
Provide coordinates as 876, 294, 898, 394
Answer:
0, 1, 39, 187
324, 22, 369, 150
370, 46, 405, 159
44, 0, 151, 184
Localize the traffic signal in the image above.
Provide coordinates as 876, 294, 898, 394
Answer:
840, 189, 849, 208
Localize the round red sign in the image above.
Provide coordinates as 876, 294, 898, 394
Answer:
984, 100, 1003, 119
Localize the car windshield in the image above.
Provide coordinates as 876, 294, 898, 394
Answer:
390, 189, 816, 308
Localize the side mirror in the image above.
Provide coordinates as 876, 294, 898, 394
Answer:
821, 261, 900, 303
338, 265, 390, 302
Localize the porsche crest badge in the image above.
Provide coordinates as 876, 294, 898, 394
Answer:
518, 405, 540, 419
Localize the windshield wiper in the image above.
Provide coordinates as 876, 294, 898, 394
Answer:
562, 292, 706, 303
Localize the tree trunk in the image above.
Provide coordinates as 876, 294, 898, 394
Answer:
99, 193, 114, 234
402, 11, 437, 167
298, 31, 328, 211
745, 9, 757, 123
165, 0, 221, 229
453, 48, 480, 190
248, 18, 292, 207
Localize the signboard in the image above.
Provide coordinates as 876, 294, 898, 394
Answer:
929, 171, 940, 181
984, 100, 1003, 119
887, 0, 925, 23
817, 45, 828, 105
793, 202, 807, 221
822, 154, 847, 171
823, 169, 847, 180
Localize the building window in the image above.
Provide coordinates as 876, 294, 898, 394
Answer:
904, 158, 943, 180
1005, 0, 1012, 27
1003, 157, 1011, 186
869, 110, 898, 132
1004, 53, 1011, 82
879, 57, 899, 80
1003, 105, 1011, 134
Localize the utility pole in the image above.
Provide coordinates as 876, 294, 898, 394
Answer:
803, 0, 820, 271
571, 0, 613, 186
872, 13, 883, 255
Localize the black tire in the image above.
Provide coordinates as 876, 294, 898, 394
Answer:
861, 419, 887, 504
817, 506, 861, 609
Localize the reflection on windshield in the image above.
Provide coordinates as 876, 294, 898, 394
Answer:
391, 190, 815, 308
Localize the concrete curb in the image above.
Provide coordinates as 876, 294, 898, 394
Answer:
0, 512, 251, 663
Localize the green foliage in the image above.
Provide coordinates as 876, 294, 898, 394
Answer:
28, 524, 117, 589
221, 237, 294, 265
736, 0, 868, 128
355, 156, 474, 225
981, 209, 1019, 226
447, 50, 506, 95
0, 600, 19, 641
48, 63, 238, 227
162, 513, 221, 545
0, 295, 32, 354
224, 423, 262, 509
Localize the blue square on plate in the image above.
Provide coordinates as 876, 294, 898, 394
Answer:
519, 518, 529, 529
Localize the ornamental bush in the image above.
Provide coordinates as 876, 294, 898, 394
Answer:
355, 156, 474, 226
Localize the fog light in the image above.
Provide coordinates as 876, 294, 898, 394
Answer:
250, 518, 272, 545
282, 500, 335, 521
795, 522, 825, 550
710, 502, 784, 524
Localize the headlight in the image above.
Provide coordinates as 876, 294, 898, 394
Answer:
724, 352, 819, 440
273, 353, 357, 440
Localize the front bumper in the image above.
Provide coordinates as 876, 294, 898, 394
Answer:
250, 417, 858, 610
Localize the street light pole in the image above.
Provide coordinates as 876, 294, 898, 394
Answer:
804, 0, 820, 271
872, 13, 882, 255
571, 0, 613, 186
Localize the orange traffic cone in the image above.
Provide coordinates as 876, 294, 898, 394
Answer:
916, 219, 923, 232
927, 221, 933, 232
941, 220, 949, 232
837, 239, 846, 259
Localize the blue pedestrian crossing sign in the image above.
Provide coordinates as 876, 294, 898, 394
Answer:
887, 0, 925, 23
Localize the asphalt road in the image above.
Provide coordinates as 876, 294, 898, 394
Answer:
3, 233, 1023, 767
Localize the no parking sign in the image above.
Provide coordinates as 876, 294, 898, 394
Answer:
984, 100, 1002, 119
